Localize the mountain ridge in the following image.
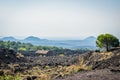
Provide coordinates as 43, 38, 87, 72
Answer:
0, 36, 96, 49
0, 36, 18, 41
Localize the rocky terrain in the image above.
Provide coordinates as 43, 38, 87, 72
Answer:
55, 48, 120, 80
0, 48, 120, 80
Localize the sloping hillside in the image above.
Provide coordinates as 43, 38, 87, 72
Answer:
55, 48, 120, 80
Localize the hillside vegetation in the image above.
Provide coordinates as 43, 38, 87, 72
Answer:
0, 40, 63, 51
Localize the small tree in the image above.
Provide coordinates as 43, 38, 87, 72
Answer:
96, 34, 119, 51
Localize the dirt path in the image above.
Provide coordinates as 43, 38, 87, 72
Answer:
55, 69, 120, 80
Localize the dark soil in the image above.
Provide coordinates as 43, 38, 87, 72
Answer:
0, 48, 120, 80
55, 69, 120, 80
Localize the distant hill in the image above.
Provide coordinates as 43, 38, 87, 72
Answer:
21, 36, 48, 45
24, 36, 41, 41
84, 36, 96, 41
0, 36, 97, 49
0, 37, 17, 41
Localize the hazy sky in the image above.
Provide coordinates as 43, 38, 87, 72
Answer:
0, 0, 120, 39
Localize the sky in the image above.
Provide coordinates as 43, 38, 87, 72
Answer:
0, 0, 120, 40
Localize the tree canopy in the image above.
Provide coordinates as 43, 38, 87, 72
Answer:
96, 34, 119, 51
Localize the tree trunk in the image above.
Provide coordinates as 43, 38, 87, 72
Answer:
106, 46, 109, 51
106, 43, 109, 52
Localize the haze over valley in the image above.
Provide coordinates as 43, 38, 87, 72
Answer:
0, 36, 96, 49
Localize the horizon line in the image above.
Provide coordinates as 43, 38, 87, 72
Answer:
0, 35, 96, 40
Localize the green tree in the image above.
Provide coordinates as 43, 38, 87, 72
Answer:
4, 41, 10, 49
0, 41, 4, 48
96, 34, 119, 51
25, 43, 33, 51
10, 41, 18, 51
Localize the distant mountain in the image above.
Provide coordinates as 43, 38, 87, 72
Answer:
0, 36, 97, 49
52, 36, 96, 49
21, 36, 48, 45
84, 36, 96, 41
82, 36, 96, 46
24, 36, 41, 41
0, 37, 17, 41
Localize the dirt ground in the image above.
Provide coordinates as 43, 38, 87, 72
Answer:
55, 69, 120, 80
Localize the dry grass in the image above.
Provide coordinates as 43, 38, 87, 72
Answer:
16, 52, 24, 58
1, 51, 116, 80
92, 52, 113, 61
19, 56, 92, 80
